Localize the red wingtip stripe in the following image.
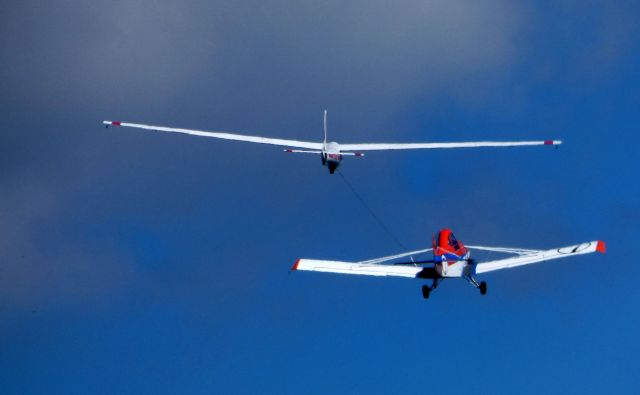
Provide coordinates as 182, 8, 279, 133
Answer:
112, 121, 122, 126
596, 241, 606, 254
544, 140, 553, 145
284, 149, 293, 152
291, 259, 300, 271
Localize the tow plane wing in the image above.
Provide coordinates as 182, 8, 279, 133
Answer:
292, 259, 424, 278
293, 247, 433, 278
472, 241, 606, 274
292, 238, 605, 298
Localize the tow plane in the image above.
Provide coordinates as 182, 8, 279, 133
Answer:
103, 111, 561, 174
291, 229, 605, 298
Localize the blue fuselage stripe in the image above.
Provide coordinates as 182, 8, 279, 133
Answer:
434, 253, 461, 262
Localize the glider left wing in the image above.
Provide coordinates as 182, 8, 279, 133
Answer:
103, 121, 324, 150
474, 240, 605, 274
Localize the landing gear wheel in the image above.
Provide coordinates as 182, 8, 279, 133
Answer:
479, 281, 487, 295
328, 162, 338, 174
422, 285, 430, 299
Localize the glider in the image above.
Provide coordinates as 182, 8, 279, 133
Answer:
291, 228, 605, 298
103, 111, 561, 174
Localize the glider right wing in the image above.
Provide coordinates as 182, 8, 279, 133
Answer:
340, 140, 562, 151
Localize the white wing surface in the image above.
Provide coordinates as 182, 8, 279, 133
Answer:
357, 248, 433, 265
340, 140, 561, 151
474, 241, 605, 274
103, 121, 324, 150
466, 245, 539, 254
292, 259, 423, 278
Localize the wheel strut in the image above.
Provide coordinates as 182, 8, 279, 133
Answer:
465, 275, 487, 296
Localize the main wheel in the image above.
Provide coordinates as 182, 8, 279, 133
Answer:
479, 281, 487, 295
422, 285, 430, 299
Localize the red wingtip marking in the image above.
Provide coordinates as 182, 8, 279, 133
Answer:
596, 241, 606, 254
284, 149, 292, 152
291, 259, 300, 271
112, 121, 122, 126
544, 140, 553, 145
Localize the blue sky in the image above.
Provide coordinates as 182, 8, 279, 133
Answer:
1, 1, 639, 393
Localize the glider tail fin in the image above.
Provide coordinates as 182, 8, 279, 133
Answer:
323, 109, 328, 149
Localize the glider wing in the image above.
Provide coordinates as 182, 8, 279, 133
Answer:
340, 140, 561, 151
103, 121, 324, 150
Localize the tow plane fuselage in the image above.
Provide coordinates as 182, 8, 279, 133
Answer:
432, 228, 472, 278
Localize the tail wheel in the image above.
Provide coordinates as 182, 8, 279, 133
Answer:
422, 285, 430, 299
479, 281, 487, 295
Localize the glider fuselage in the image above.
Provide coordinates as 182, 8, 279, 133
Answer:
322, 141, 343, 174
